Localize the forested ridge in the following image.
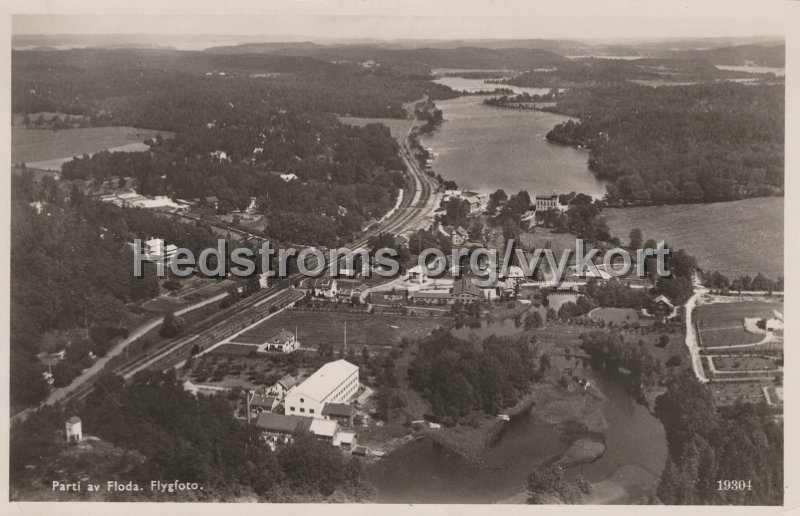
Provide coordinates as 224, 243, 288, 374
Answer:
544, 82, 784, 204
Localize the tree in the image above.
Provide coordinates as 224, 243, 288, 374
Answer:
525, 310, 544, 330
629, 228, 643, 249
159, 310, 185, 338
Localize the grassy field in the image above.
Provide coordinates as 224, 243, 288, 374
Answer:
11, 126, 171, 166
588, 307, 642, 325
337, 116, 411, 141
695, 301, 782, 348
231, 309, 451, 350
604, 197, 783, 278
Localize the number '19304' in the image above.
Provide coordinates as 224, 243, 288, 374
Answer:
717, 480, 752, 491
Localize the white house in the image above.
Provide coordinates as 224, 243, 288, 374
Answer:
258, 329, 300, 353
66, 416, 82, 443
280, 173, 299, 182
140, 238, 178, 263
535, 194, 567, 212
285, 360, 359, 418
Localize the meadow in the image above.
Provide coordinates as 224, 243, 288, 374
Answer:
229, 309, 450, 350
604, 197, 783, 278
11, 126, 171, 168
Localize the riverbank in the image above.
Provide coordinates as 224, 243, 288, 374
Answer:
424, 390, 538, 462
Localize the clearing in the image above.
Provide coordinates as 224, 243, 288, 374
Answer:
604, 197, 783, 278
12, 126, 172, 168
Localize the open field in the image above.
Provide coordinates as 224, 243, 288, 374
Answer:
230, 309, 451, 350
604, 197, 783, 278
337, 116, 411, 141
11, 126, 171, 167
695, 301, 782, 348
589, 307, 642, 325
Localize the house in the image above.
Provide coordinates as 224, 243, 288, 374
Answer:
280, 173, 298, 182
463, 195, 483, 214
535, 194, 566, 212
285, 360, 359, 418
336, 281, 367, 303
258, 329, 299, 353
406, 264, 430, 284
309, 418, 340, 443
66, 416, 82, 443
300, 277, 338, 298
452, 276, 483, 303
271, 375, 298, 398
141, 238, 178, 263
255, 412, 310, 441
322, 403, 355, 426
650, 295, 675, 317
336, 430, 358, 451
450, 226, 469, 246
246, 392, 279, 421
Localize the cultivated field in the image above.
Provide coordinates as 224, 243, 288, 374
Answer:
11, 126, 171, 167
711, 380, 769, 406
230, 309, 450, 350
604, 197, 783, 278
695, 301, 782, 348
713, 356, 778, 372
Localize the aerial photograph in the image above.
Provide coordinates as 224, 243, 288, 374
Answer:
6, 0, 788, 508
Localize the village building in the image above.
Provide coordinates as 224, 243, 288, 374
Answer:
535, 194, 567, 212
322, 402, 356, 426
335, 430, 358, 451
270, 375, 298, 398
299, 277, 338, 298
66, 416, 83, 443
280, 173, 299, 182
309, 418, 340, 444
285, 360, 359, 417
452, 276, 483, 303
255, 412, 311, 443
650, 295, 675, 317
258, 329, 299, 353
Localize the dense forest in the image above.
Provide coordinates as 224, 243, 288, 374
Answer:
12, 49, 457, 124
10, 370, 373, 501
654, 370, 783, 505
544, 82, 784, 204
10, 174, 222, 410
408, 330, 540, 425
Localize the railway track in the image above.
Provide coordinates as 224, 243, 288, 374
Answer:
55, 110, 439, 406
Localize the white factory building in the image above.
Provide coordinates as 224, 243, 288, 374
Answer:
285, 359, 359, 417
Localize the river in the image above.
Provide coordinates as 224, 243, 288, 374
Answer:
368, 366, 667, 503
419, 90, 607, 198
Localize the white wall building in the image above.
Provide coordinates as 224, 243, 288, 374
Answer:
285, 360, 359, 418
66, 416, 82, 443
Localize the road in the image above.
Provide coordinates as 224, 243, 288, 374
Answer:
684, 273, 710, 383
15, 102, 439, 418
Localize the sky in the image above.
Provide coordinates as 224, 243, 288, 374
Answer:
10, 0, 789, 41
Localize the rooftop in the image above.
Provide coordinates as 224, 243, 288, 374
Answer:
293, 360, 358, 403
322, 403, 354, 418
255, 413, 306, 434
309, 418, 339, 438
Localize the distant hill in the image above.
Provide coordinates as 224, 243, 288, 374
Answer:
205, 43, 568, 73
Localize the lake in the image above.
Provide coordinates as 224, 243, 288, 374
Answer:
420, 95, 607, 197
368, 368, 667, 503
433, 76, 552, 95
714, 65, 785, 77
